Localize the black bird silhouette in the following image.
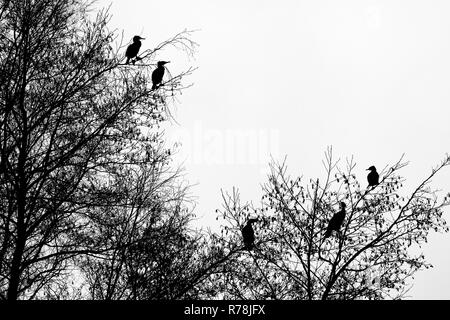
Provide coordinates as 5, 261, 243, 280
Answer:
152, 61, 170, 89
367, 166, 379, 187
125, 35, 145, 64
242, 218, 258, 250
324, 202, 346, 239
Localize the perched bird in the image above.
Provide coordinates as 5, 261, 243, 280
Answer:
125, 36, 145, 64
151, 61, 170, 89
324, 202, 346, 239
367, 166, 379, 188
242, 218, 258, 250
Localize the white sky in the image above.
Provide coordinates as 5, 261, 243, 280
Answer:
98, 0, 450, 299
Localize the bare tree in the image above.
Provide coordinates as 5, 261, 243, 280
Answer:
77, 158, 199, 300
0, 0, 196, 300
210, 148, 450, 300
76, 140, 248, 300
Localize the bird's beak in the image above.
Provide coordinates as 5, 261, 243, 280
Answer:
139, 37, 145, 40
366, 168, 370, 170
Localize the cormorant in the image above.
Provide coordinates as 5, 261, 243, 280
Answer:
152, 61, 170, 89
324, 202, 346, 239
242, 218, 258, 250
367, 166, 379, 187
125, 36, 145, 64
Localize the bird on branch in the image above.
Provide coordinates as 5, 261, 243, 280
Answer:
242, 218, 258, 250
324, 202, 346, 239
367, 166, 379, 188
125, 35, 145, 64
152, 61, 170, 89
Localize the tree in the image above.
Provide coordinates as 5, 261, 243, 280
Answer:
0, 0, 196, 300
211, 148, 450, 300
78, 159, 233, 300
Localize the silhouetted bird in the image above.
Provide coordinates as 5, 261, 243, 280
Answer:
367, 166, 379, 187
324, 202, 346, 239
242, 218, 258, 250
125, 36, 145, 64
152, 61, 170, 89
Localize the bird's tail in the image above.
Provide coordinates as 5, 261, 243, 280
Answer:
152, 84, 157, 90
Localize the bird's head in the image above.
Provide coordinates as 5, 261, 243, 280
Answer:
133, 35, 145, 42
366, 165, 376, 171
247, 218, 259, 224
339, 202, 346, 210
157, 61, 170, 67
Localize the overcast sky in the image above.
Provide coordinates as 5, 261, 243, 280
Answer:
98, 0, 450, 299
